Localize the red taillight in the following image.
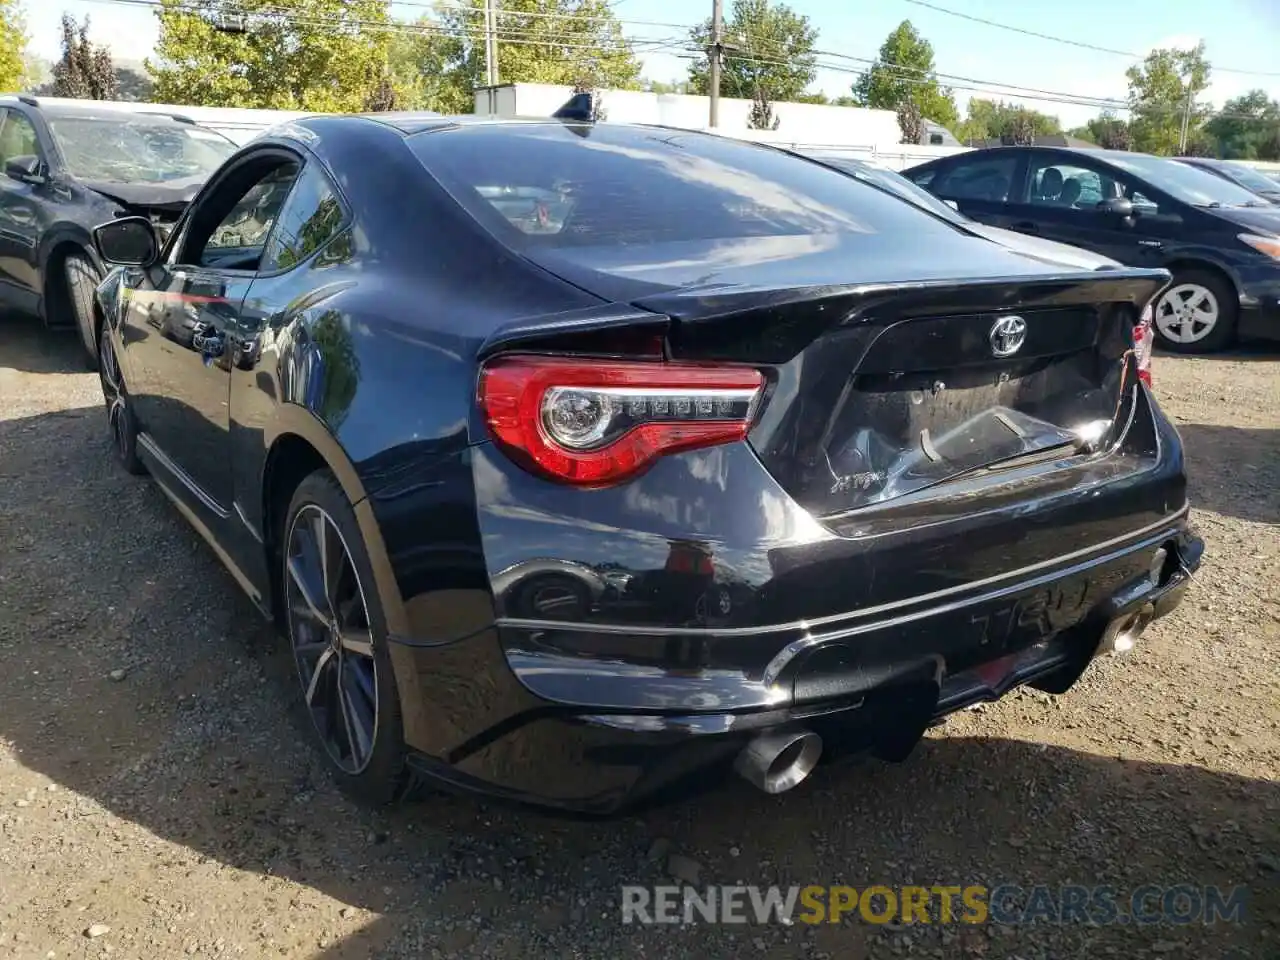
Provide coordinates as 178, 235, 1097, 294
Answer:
1134, 304, 1154, 387
478, 355, 764, 486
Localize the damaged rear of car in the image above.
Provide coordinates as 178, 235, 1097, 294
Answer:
0, 96, 236, 367
390, 122, 1204, 811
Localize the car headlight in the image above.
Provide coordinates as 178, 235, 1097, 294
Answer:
1239, 233, 1280, 260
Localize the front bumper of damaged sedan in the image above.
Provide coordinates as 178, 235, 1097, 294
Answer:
402, 519, 1203, 815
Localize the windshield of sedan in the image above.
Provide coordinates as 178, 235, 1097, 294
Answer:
47, 115, 237, 184
413, 123, 968, 248
1104, 153, 1267, 207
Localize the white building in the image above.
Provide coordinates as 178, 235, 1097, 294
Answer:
473, 82, 968, 170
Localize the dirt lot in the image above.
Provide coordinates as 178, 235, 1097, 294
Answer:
1, 317, 1277, 960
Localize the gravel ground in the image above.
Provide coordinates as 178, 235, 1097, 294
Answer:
0, 316, 1277, 960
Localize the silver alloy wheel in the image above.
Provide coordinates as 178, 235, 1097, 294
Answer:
284, 504, 379, 775
1154, 282, 1220, 344
97, 332, 130, 460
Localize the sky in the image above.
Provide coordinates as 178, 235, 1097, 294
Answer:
23, 0, 1280, 129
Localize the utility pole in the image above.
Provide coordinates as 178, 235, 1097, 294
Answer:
1178, 86, 1194, 153
708, 0, 723, 128
483, 0, 499, 89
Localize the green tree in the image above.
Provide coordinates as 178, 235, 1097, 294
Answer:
1203, 89, 1280, 159
383, 17, 470, 113
955, 98, 1060, 145
113, 64, 154, 102
51, 14, 117, 100
436, 0, 641, 104
687, 0, 817, 102
852, 20, 958, 129
0, 0, 27, 92
748, 89, 780, 130
1260, 128, 1280, 162
149, 0, 398, 111
1125, 43, 1211, 155
1080, 113, 1132, 150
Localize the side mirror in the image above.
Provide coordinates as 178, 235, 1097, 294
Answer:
93, 216, 160, 267
1100, 197, 1135, 218
5, 155, 46, 185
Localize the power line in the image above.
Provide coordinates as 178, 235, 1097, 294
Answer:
78, 0, 1275, 121
899, 0, 1280, 78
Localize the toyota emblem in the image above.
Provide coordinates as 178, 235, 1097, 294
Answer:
988, 315, 1028, 358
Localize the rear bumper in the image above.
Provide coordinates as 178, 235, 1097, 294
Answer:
402, 516, 1201, 814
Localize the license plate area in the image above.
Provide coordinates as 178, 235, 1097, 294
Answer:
822, 353, 1124, 510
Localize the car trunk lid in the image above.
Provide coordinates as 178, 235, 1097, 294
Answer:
645, 269, 1167, 518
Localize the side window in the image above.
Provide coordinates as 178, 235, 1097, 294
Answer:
0, 111, 42, 166
262, 164, 346, 271
906, 167, 935, 188
201, 164, 300, 265
1029, 160, 1109, 209
935, 156, 1019, 202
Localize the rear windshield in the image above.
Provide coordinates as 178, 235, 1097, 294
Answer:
410, 123, 962, 248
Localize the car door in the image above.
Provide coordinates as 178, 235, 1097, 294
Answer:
0, 108, 55, 309
922, 151, 1028, 229
1000, 152, 1171, 267
119, 148, 303, 516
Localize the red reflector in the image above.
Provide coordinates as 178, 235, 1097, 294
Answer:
478, 355, 764, 486
974, 654, 1018, 688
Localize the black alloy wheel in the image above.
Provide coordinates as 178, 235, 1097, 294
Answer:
282, 472, 407, 802
98, 326, 145, 475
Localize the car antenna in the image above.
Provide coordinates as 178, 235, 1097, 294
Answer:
552, 92, 595, 123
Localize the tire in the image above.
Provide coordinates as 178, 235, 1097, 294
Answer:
281, 470, 409, 806
98, 324, 146, 476
1151, 268, 1238, 354
64, 253, 104, 371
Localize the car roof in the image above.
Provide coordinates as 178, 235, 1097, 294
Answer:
0, 94, 209, 128
297, 112, 764, 144
952, 144, 1164, 162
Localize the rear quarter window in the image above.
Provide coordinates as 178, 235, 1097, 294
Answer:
410, 124, 967, 249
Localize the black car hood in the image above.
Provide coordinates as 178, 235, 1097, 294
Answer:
1200, 203, 1280, 234
520, 227, 1100, 306
80, 176, 205, 211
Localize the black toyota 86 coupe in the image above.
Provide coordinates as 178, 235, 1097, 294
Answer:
90, 112, 1203, 812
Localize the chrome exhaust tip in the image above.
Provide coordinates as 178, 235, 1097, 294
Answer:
734, 728, 823, 794
1098, 602, 1156, 655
